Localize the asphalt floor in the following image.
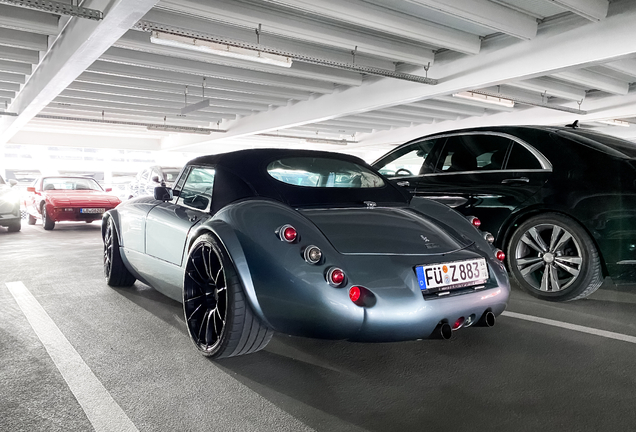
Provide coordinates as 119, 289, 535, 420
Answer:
1, 221, 636, 432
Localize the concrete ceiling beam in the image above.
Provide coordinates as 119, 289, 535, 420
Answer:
260, 0, 481, 52
66, 80, 291, 106
100, 47, 354, 90
551, 69, 629, 95
0, 4, 59, 35
0, 0, 161, 145
157, 0, 436, 64
0, 27, 48, 51
403, 0, 538, 39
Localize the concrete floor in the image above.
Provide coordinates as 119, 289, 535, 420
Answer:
1, 222, 636, 432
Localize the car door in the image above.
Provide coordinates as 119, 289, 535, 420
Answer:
407, 132, 551, 237
145, 166, 216, 266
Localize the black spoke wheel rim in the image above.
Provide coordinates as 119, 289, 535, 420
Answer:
184, 242, 228, 353
514, 223, 583, 292
104, 224, 113, 278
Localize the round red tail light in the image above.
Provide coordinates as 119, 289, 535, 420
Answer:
278, 224, 297, 242
327, 267, 345, 287
470, 216, 481, 228
349, 286, 361, 303
496, 249, 505, 261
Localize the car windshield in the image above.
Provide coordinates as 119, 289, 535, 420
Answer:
42, 177, 102, 191
267, 157, 385, 188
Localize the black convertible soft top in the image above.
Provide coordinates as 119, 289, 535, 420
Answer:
187, 149, 410, 213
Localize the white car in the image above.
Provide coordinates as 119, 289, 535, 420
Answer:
128, 166, 182, 199
0, 174, 21, 232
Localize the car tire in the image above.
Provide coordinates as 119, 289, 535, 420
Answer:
27, 214, 36, 225
7, 222, 21, 232
42, 204, 55, 230
103, 218, 136, 287
183, 234, 273, 359
507, 213, 602, 301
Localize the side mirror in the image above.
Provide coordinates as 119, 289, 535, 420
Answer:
26, 186, 35, 192
105, 187, 112, 192
8, 179, 17, 187
151, 175, 160, 183
154, 186, 173, 202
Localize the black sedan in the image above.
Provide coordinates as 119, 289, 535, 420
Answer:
103, 149, 509, 359
373, 126, 636, 301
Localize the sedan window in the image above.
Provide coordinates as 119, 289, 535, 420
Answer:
506, 143, 543, 170
177, 167, 216, 211
375, 139, 438, 176
437, 134, 513, 173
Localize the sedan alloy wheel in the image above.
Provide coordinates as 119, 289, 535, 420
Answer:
514, 223, 582, 292
508, 213, 603, 301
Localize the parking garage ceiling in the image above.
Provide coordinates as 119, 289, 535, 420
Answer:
0, 0, 636, 157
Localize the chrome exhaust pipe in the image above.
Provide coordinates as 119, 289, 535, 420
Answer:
431, 322, 452, 340
476, 311, 496, 327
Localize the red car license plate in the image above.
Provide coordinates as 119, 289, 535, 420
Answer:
80, 208, 105, 214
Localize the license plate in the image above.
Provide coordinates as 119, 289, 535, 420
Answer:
80, 208, 105, 214
416, 258, 488, 291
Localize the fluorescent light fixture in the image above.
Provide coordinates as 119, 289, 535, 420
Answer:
597, 119, 630, 127
147, 125, 211, 134
150, 31, 293, 68
452, 91, 515, 108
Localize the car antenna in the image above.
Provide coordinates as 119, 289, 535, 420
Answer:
565, 120, 579, 129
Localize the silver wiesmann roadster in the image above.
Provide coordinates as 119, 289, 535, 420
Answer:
102, 149, 510, 358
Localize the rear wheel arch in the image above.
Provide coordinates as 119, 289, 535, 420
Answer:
187, 222, 272, 329
183, 231, 273, 358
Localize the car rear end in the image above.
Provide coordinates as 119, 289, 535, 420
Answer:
219, 199, 509, 342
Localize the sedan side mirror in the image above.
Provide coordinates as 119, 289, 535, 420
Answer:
105, 187, 112, 192
151, 175, 160, 183
26, 186, 35, 192
8, 179, 17, 187
154, 186, 173, 202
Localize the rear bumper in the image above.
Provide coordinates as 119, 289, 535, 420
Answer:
47, 205, 115, 222
0, 202, 21, 227
350, 286, 508, 342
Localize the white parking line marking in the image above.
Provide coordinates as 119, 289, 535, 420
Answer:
5, 281, 139, 432
502, 311, 636, 344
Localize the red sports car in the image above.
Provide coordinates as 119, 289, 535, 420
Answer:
25, 176, 120, 230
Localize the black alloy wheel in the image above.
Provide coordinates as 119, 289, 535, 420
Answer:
184, 234, 273, 359
7, 221, 20, 232
507, 213, 603, 301
42, 204, 55, 230
103, 218, 136, 287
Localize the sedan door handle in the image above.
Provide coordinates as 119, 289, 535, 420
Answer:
396, 181, 410, 187
502, 177, 529, 184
